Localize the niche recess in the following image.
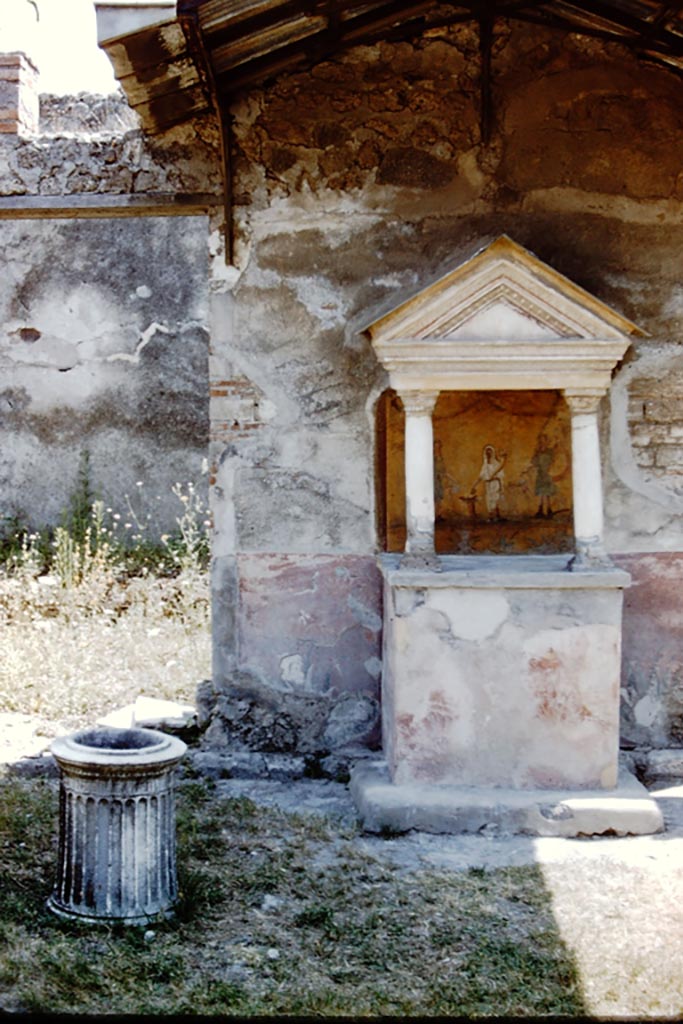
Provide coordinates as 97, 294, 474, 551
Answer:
377, 387, 573, 555
368, 235, 642, 567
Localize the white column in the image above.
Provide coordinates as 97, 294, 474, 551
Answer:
400, 390, 439, 557
564, 390, 610, 568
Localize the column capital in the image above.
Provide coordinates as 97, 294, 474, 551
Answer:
563, 389, 605, 416
399, 390, 439, 417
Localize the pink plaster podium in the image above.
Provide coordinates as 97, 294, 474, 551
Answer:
350, 237, 663, 836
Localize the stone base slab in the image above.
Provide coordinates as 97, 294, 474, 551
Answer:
350, 759, 664, 837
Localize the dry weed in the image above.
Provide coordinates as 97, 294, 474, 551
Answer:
0, 478, 211, 727
0, 571, 209, 725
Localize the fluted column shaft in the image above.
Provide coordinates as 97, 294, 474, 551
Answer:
48, 728, 185, 925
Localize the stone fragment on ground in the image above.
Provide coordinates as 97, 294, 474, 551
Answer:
0, 713, 62, 778
640, 747, 683, 783
97, 696, 197, 734
213, 777, 360, 830
185, 742, 376, 784
187, 749, 308, 782
0, 713, 58, 763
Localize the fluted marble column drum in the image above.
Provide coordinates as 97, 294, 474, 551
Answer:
48, 727, 186, 925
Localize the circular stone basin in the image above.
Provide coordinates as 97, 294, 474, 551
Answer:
51, 726, 186, 769
72, 727, 165, 752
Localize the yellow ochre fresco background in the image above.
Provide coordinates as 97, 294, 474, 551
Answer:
379, 390, 573, 554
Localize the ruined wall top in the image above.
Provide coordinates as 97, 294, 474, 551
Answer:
38, 91, 140, 137
0, 95, 222, 198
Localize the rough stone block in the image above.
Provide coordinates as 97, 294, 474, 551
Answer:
655, 445, 683, 468
644, 399, 683, 423
642, 748, 683, 783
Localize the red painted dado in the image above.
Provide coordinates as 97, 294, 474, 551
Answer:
233, 551, 683, 747
613, 552, 683, 746
236, 554, 383, 699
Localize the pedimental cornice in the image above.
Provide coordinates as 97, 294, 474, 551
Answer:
364, 236, 643, 394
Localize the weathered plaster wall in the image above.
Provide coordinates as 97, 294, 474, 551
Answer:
205, 22, 683, 753
0, 94, 221, 531
615, 553, 683, 748
381, 559, 625, 790
4, 31, 683, 755
1, 215, 210, 528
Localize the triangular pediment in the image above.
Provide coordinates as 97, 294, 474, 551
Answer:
364, 236, 643, 394
365, 236, 643, 345
439, 294, 566, 341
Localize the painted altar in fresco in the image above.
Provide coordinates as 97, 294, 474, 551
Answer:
353, 236, 663, 836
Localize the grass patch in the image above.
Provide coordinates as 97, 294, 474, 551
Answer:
0, 775, 586, 1016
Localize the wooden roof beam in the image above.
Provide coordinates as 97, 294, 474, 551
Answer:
554, 0, 683, 46
637, 0, 683, 40
479, 0, 495, 144
514, 6, 683, 53
210, 0, 438, 78
178, 4, 235, 262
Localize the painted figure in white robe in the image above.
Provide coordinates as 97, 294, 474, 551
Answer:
469, 444, 506, 520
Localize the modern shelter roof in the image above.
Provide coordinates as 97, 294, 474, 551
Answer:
96, 0, 683, 133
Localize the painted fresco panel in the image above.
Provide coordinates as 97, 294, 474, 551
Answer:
383, 573, 623, 789
237, 553, 383, 699
380, 389, 573, 554
614, 552, 683, 747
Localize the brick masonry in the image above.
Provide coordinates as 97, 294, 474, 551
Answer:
627, 373, 683, 476
209, 378, 265, 445
0, 53, 38, 136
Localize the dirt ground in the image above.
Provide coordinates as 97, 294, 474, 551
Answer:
179, 773, 683, 1018
4, 711, 683, 1019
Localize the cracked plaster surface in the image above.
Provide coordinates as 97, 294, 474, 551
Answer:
0, 214, 210, 530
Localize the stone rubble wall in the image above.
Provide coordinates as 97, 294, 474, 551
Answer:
38, 91, 140, 137
0, 110, 221, 196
